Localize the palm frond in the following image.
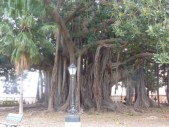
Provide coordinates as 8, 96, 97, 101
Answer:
12, 32, 40, 74
0, 0, 53, 75
15, 53, 31, 75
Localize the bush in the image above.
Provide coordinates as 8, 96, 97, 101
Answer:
0, 100, 19, 106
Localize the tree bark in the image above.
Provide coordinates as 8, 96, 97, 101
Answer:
47, 32, 60, 112
50, 5, 76, 63
76, 55, 81, 110
44, 0, 77, 112
44, 69, 52, 106
81, 61, 95, 109
126, 75, 133, 105
134, 68, 153, 109
55, 55, 63, 107
93, 46, 102, 111
61, 58, 68, 103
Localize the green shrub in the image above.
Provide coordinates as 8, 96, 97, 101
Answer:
0, 100, 19, 106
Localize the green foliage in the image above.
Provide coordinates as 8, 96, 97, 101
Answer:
58, 0, 169, 64
0, 23, 14, 56
0, 100, 18, 106
109, 0, 169, 64
39, 24, 58, 35
0, 0, 56, 72
11, 32, 40, 64
0, 0, 169, 70
37, 38, 55, 57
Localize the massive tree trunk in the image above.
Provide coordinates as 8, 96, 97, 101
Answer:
125, 73, 134, 106
55, 55, 63, 108
93, 46, 102, 111
100, 48, 117, 111
45, 0, 76, 112
134, 68, 156, 109
61, 58, 69, 104
76, 55, 81, 110
73, 44, 127, 112
47, 32, 60, 112
81, 57, 95, 109
44, 69, 52, 106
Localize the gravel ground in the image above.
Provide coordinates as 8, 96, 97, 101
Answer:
0, 105, 169, 127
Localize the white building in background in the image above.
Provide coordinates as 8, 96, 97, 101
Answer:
0, 71, 39, 104
111, 84, 168, 103
111, 85, 126, 103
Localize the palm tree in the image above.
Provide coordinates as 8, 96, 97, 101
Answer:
0, 0, 56, 114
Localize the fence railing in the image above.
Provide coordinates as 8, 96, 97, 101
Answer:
111, 95, 168, 104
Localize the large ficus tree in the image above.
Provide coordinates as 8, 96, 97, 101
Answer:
44, 0, 169, 111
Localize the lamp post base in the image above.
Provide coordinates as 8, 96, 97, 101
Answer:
65, 115, 81, 127
68, 107, 78, 114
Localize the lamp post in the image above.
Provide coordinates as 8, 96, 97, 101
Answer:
65, 63, 80, 127
68, 63, 77, 114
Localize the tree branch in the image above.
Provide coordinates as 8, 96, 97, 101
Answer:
44, 0, 75, 63
64, 1, 95, 24
80, 18, 115, 37
121, 52, 153, 65
64, 4, 85, 24
111, 52, 154, 68
79, 38, 128, 56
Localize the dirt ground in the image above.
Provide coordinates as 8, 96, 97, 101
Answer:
0, 104, 169, 127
